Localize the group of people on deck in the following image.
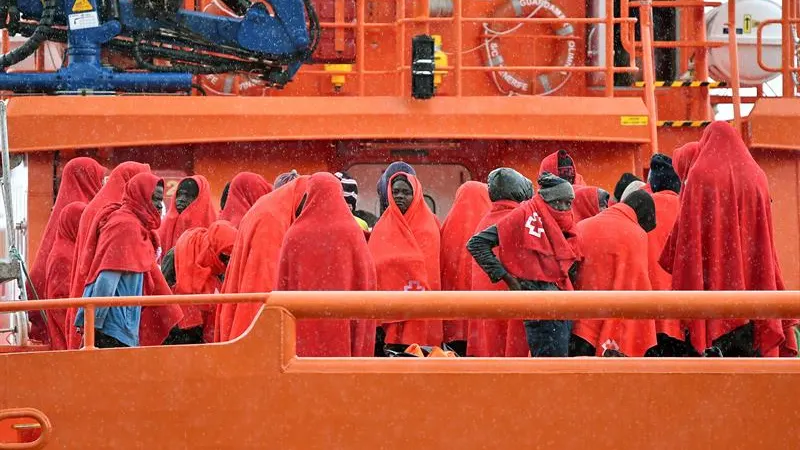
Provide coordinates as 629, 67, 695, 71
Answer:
25, 121, 795, 358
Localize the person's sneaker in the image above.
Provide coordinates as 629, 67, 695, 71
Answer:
703, 346, 723, 357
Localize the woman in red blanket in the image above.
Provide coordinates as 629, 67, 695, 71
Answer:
72, 173, 167, 348
439, 181, 491, 353
43, 202, 87, 350
67, 162, 182, 349
466, 168, 533, 357
468, 173, 581, 357
216, 176, 310, 342
165, 220, 237, 344
660, 122, 788, 357
159, 175, 217, 254
571, 190, 659, 357
539, 149, 586, 186
275, 173, 377, 357
219, 172, 273, 227
28, 157, 105, 344
369, 172, 442, 349
571, 186, 609, 223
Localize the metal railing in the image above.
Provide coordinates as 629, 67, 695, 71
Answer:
0, 291, 797, 350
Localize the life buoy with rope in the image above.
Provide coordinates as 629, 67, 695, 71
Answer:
482, 0, 577, 95
197, 0, 270, 96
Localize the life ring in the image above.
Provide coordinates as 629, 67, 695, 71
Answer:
196, 0, 270, 96
482, 0, 577, 95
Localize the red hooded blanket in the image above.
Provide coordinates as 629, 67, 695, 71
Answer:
29, 158, 105, 342
43, 202, 87, 350
219, 172, 273, 227
467, 199, 529, 357
440, 181, 491, 343
159, 175, 217, 253
572, 186, 602, 223
369, 173, 442, 346
647, 190, 683, 340
539, 150, 586, 186
659, 122, 788, 356
216, 176, 310, 342
495, 195, 581, 286
67, 168, 183, 348
573, 203, 658, 356
276, 173, 377, 357
174, 221, 237, 341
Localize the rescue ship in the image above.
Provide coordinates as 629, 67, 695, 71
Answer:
0, 0, 798, 445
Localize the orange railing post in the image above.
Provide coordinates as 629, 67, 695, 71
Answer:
727, 0, 743, 132
638, 0, 660, 155
783, 0, 795, 96
83, 304, 95, 349
605, 0, 616, 96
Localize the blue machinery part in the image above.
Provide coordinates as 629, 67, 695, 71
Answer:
0, 0, 312, 93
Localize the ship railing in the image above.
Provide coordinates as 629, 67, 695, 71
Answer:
0, 291, 797, 351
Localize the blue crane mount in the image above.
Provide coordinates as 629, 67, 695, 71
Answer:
0, 0, 318, 93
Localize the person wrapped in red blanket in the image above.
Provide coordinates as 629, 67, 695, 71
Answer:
660, 122, 791, 357
571, 190, 659, 357
67, 162, 183, 349
216, 176, 309, 342
369, 172, 442, 350
73, 173, 167, 348
466, 168, 533, 357
468, 173, 581, 357
161, 220, 237, 344
219, 172, 273, 227
571, 186, 609, 223
439, 181, 491, 353
159, 175, 217, 254
28, 157, 105, 344
43, 202, 87, 350
539, 149, 586, 186
275, 173, 377, 357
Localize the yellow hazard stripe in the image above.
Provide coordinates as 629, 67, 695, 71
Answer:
633, 81, 728, 88
657, 121, 712, 127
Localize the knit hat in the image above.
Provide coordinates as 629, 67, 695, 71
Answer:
613, 172, 642, 202
334, 171, 359, 211
377, 161, 417, 215
622, 189, 656, 232
537, 172, 574, 204
597, 188, 610, 210
620, 180, 646, 202
487, 167, 534, 203
648, 154, 681, 194
556, 150, 576, 184
274, 169, 299, 189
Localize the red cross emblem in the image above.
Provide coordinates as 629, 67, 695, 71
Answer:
525, 212, 544, 238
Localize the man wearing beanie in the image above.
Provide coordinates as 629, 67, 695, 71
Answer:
335, 171, 369, 232
648, 154, 681, 194
613, 172, 642, 203
468, 172, 581, 357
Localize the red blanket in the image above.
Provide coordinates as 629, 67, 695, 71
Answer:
496, 195, 580, 285
369, 173, 442, 346
276, 173, 377, 356
43, 202, 87, 350
572, 186, 602, 223
216, 176, 309, 342
467, 200, 528, 357
660, 122, 788, 356
539, 150, 586, 186
647, 190, 682, 340
219, 172, 273, 227
440, 181, 491, 342
573, 203, 658, 356
28, 158, 105, 343
174, 221, 237, 340
159, 175, 217, 254
67, 172, 183, 348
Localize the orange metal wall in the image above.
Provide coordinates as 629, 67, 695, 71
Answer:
3, 297, 800, 449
